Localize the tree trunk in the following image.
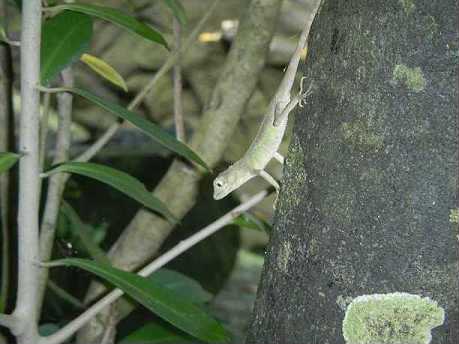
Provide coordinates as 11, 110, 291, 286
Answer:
247, 1, 458, 343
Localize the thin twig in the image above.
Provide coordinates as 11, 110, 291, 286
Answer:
74, 122, 119, 162
173, 18, 185, 142
39, 189, 269, 344
0, 31, 20, 47
12, 1, 42, 343
39, 92, 51, 172
47, 280, 85, 310
74, 0, 221, 163
36, 68, 74, 316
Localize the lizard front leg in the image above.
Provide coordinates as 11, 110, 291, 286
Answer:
258, 170, 280, 192
273, 78, 314, 127
273, 99, 289, 126
273, 152, 285, 164
258, 170, 280, 208
273, 96, 300, 126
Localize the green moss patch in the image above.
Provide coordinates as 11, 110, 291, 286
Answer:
393, 64, 426, 92
342, 292, 445, 344
400, 0, 416, 14
341, 118, 384, 152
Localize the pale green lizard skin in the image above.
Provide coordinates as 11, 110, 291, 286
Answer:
213, 20, 310, 200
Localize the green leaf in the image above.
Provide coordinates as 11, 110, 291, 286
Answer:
163, 0, 187, 25
80, 53, 128, 92
0, 27, 8, 43
48, 258, 230, 343
45, 162, 177, 223
58, 202, 109, 264
68, 87, 210, 171
8, 0, 21, 9
120, 322, 193, 344
41, 11, 93, 84
0, 152, 20, 174
39, 323, 60, 336
232, 213, 272, 233
52, 3, 168, 49
149, 269, 213, 304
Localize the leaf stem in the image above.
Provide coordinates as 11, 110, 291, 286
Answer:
36, 85, 69, 93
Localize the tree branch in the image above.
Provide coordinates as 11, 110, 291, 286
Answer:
173, 18, 185, 142
12, 1, 42, 343
77, 0, 282, 342
36, 68, 74, 315
40, 190, 268, 344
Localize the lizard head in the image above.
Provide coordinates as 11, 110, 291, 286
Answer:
213, 176, 232, 200
213, 162, 255, 200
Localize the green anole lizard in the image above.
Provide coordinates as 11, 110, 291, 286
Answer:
213, 21, 312, 201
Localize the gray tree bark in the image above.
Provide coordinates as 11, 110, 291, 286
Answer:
247, 0, 458, 343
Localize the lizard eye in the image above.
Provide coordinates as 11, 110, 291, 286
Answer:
216, 181, 223, 188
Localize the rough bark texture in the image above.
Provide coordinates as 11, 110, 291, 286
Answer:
247, 1, 458, 343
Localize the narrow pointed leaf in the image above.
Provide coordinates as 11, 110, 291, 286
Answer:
41, 11, 92, 84
59, 201, 110, 264
9, 0, 21, 9
163, 0, 187, 25
0, 27, 8, 43
232, 213, 272, 233
120, 322, 193, 344
53, 3, 168, 48
45, 162, 177, 223
0, 152, 20, 174
39, 323, 60, 336
67, 87, 210, 170
48, 258, 230, 343
80, 53, 128, 92
149, 269, 213, 304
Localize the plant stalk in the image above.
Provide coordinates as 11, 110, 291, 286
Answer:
12, 1, 42, 343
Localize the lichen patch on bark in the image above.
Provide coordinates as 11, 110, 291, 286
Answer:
342, 292, 445, 344
277, 241, 291, 273
449, 208, 458, 223
400, 0, 416, 14
392, 64, 426, 92
341, 117, 384, 152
